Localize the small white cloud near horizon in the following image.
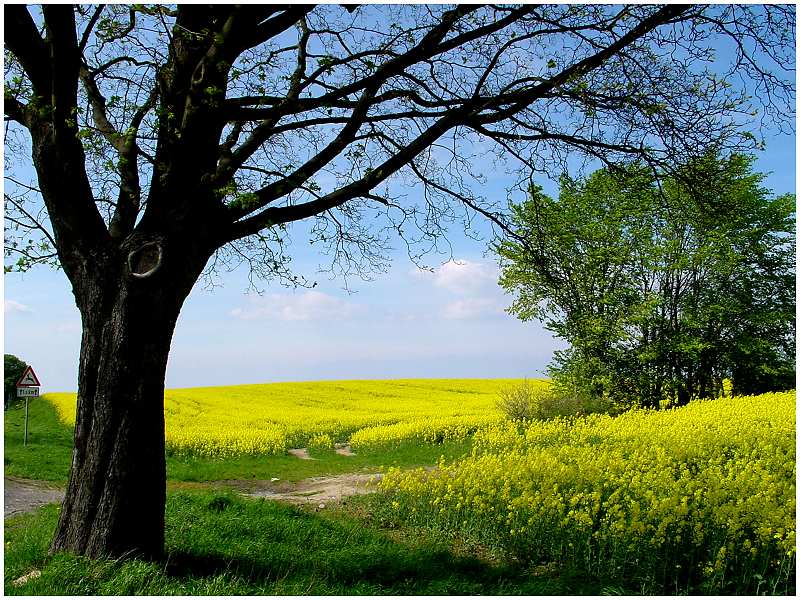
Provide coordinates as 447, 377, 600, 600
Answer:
230, 290, 360, 321
4, 299, 32, 314
413, 259, 499, 295
442, 297, 505, 320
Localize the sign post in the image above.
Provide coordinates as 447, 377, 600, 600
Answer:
16, 366, 41, 447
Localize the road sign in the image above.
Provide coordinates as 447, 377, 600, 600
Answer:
16, 365, 41, 387
15, 366, 41, 447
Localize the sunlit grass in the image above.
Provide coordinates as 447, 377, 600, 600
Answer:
4, 492, 574, 595
4, 398, 74, 481
6, 384, 793, 595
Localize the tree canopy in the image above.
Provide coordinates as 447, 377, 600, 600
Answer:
5, 5, 795, 282
4, 353, 29, 406
497, 154, 796, 407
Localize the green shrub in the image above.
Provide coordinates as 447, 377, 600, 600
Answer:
496, 379, 542, 421
496, 380, 612, 422
4, 354, 28, 409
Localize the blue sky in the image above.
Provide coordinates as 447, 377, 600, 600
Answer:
4, 130, 795, 392
4, 183, 569, 392
4, 228, 567, 392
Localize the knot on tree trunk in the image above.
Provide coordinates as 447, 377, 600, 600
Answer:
127, 241, 163, 279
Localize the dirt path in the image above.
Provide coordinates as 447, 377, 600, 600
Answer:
242, 473, 382, 506
5, 445, 373, 517
334, 443, 356, 457
4, 477, 65, 518
4, 471, 383, 518
288, 445, 357, 460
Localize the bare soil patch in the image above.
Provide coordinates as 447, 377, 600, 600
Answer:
334, 444, 356, 456
287, 448, 315, 460
236, 473, 383, 506
4, 477, 64, 518
287, 444, 357, 459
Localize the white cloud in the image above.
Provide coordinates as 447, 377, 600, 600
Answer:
230, 291, 360, 321
413, 259, 499, 294
442, 297, 505, 320
409, 259, 509, 320
4, 300, 32, 314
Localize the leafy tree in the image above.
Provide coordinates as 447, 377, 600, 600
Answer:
653, 155, 796, 401
4, 353, 28, 408
3, 4, 794, 558
497, 154, 796, 408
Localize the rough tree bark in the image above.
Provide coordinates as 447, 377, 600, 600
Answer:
6, 4, 224, 558
49, 234, 213, 558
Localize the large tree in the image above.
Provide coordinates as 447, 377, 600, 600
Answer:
3, 4, 794, 559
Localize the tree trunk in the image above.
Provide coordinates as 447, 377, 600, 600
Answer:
49, 236, 207, 559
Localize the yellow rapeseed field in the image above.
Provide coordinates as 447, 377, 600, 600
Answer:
43, 380, 793, 592
379, 390, 796, 594
44, 379, 531, 457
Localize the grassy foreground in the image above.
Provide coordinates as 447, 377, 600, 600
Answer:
4, 491, 599, 595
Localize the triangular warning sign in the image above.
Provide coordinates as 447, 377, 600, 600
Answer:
16, 365, 41, 387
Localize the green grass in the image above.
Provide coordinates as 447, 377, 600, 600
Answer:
4, 490, 604, 595
168, 440, 471, 483
4, 399, 74, 481
4, 395, 472, 483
